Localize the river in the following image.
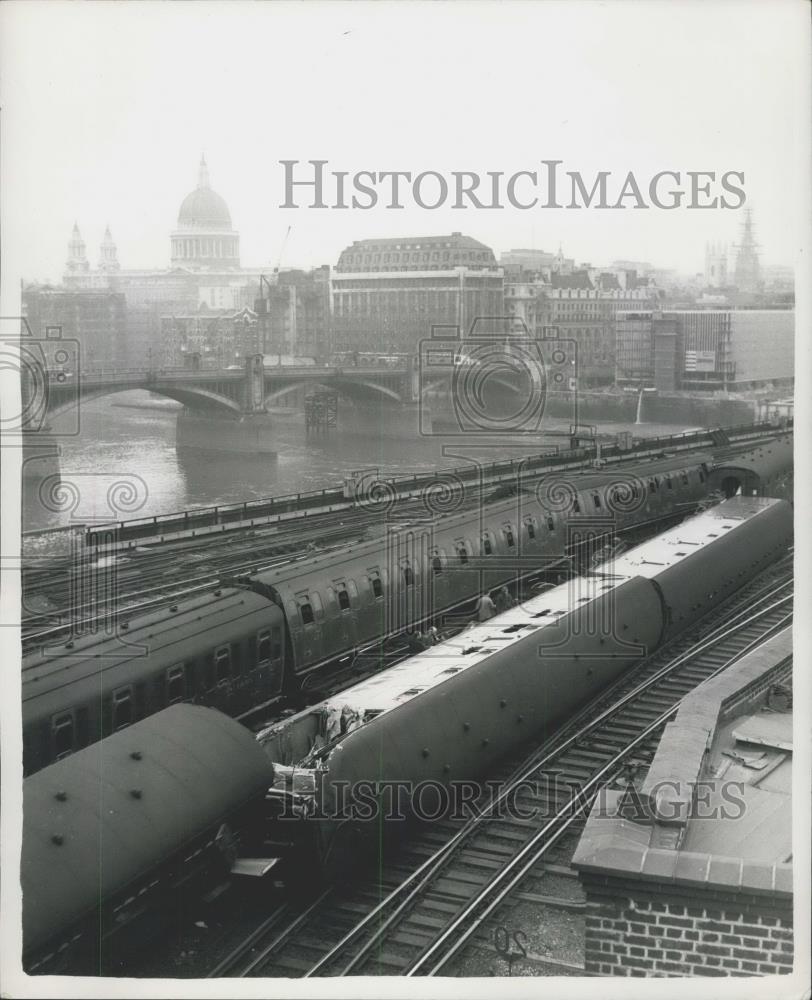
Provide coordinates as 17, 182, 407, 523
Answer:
22, 390, 697, 555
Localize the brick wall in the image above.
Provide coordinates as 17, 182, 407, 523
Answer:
583, 882, 793, 977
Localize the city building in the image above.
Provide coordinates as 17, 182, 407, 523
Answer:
330, 233, 504, 353
256, 266, 332, 361
23, 286, 127, 371
161, 306, 261, 368
500, 247, 574, 277
503, 269, 661, 387
614, 309, 794, 392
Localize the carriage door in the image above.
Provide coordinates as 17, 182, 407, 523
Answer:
295, 591, 323, 666
257, 626, 285, 697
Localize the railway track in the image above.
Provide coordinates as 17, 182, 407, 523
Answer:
21, 475, 527, 646
206, 556, 793, 979
21, 423, 788, 645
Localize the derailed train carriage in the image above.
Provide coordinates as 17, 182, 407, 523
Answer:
258, 496, 793, 878
21, 704, 274, 975
20, 497, 793, 972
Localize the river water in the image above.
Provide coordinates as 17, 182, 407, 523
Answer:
22, 390, 696, 555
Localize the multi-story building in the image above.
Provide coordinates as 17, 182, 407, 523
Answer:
160, 306, 261, 369
508, 271, 660, 387
330, 233, 504, 353
500, 247, 574, 277
614, 309, 794, 393
256, 266, 331, 360
22, 286, 127, 371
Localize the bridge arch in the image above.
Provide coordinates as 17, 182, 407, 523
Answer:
44, 383, 243, 423
263, 376, 403, 408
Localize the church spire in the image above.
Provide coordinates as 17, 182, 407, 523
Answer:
66, 222, 89, 274
198, 153, 210, 190
99, 223, 119, 272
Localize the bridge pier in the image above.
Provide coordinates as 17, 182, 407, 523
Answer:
22, 428, 62, 482
176, 409, 278, 457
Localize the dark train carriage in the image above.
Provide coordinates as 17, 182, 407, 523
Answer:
709, 433, 794, 500
22, 587, 283, 775
246, 453, 715, 685
22, 704, 273, 975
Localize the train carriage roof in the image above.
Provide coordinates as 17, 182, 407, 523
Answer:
22, 704, 272, 957
713, 437, 794, 482
305, 496, 787, 722
248, 452, 714, 592
23, 588, 279, 722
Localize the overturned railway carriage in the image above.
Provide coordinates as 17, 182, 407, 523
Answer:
22, 589, 285, 775
258, 497, 793, 878
22, 704, 273, 975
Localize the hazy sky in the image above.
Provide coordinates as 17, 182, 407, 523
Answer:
1, 1, 809, 286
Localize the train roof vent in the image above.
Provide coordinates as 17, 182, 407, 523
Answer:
441, 667, 462, 674
532, 609, 551, 618
463, 646, 482, 655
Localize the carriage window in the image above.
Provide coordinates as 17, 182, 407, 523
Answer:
432, 550, 443, 574
456, 541, 469, 564
681, 471, 689, 485
299, 598, 315, 625
112, 687, 133, 731
699, 468, 706, 482
166, 665, 185, 703
215, 645, 231, 683
402, 561, 414, 587
258, 630, 272, 665
546, 515, 555, 532
52, 712, 74, 759
666, 475, 673, 490
369, 571, 383, 598
504, 525, 515, 548
481, 534, 493, 555
649, 480, 656, 494
271, 625, 282, 660
525, 518, 536, 539
592, 493, 602, 509
337, 584, 351, 610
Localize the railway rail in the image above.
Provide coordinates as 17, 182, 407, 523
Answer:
24, 419, 787, 551
206, 556, 792, 979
